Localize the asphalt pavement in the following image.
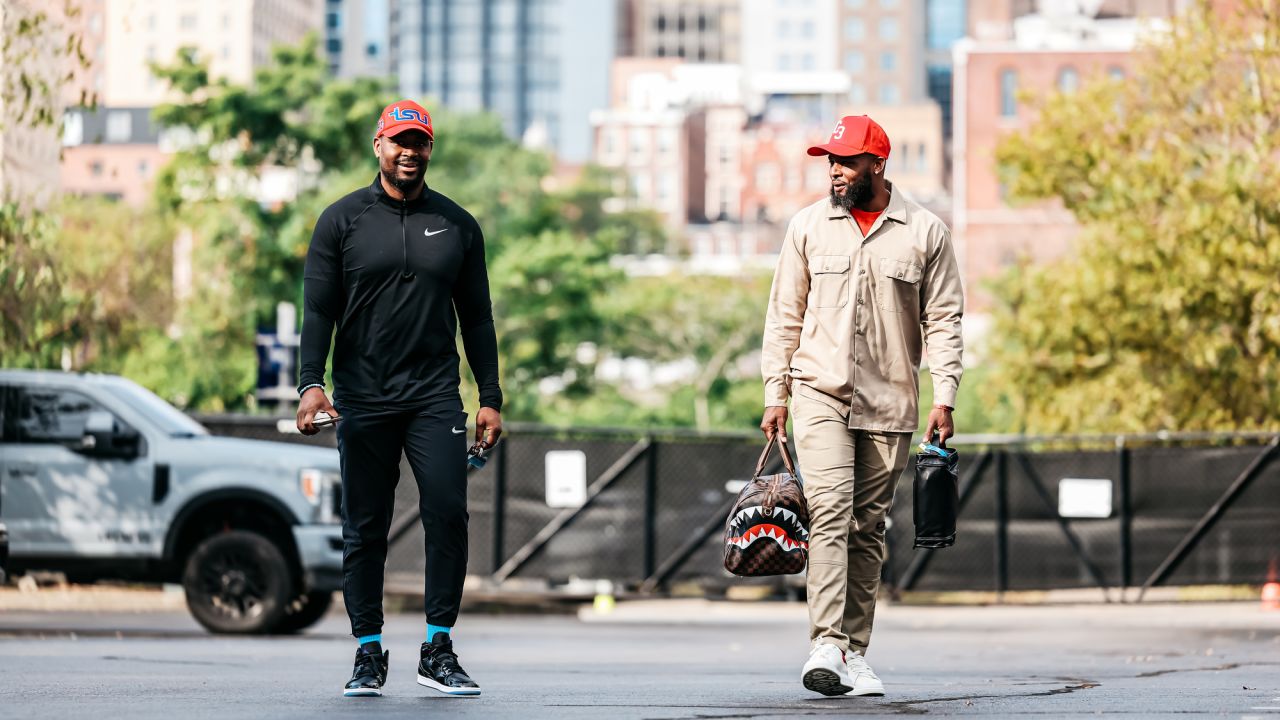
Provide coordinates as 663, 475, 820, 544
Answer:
1, 597, 1278, 719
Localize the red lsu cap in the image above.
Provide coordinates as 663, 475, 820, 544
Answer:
375, 99, 434, 139
806, 115, 890, 159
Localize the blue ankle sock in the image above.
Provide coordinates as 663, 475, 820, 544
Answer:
426, 624, 451, 642
357, 633, 382, 651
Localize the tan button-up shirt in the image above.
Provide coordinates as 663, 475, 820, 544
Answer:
761, 184, 964, 432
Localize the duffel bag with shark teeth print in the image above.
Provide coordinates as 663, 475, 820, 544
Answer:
723, 435, 810, 576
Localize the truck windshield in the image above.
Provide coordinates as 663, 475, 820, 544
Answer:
100, 380, 209, 437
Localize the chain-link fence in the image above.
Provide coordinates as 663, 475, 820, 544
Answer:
197, 415, 1280, 598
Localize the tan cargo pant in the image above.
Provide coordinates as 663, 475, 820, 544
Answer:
792, 391, 911, 657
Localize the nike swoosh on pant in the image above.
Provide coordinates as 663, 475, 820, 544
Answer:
451, 427, 465, 434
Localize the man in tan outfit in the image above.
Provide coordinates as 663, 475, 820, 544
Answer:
760, 115, 964, 697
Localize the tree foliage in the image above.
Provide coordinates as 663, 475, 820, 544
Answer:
989, 0, 1280, 433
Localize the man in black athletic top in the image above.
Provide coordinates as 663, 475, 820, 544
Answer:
295, 99, 502, 698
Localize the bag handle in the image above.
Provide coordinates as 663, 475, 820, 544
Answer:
754, 434, 798, 479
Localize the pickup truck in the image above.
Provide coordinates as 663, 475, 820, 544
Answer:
0, 370, 343, 634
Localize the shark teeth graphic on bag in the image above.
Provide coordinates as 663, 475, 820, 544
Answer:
725, 505, 810, 550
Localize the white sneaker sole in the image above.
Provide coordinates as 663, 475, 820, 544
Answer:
342, 687, 382, 697
802, 667, 853, 696
417, 674, 481, 696
846, 684, 885, 697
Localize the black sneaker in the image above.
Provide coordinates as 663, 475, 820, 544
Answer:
417, 632, 481, 696
343, 646, 389, 697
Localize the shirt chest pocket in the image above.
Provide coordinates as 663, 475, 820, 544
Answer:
808, 255, 850, 309
877, 257, 923, 314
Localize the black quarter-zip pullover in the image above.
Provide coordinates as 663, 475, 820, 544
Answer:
298, 175, 502, 411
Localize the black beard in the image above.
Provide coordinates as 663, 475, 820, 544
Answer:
829, 173, 873, 212
390, 172, 422, 194
383, 166, 424, 195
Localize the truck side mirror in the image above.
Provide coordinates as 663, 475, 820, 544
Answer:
81, 411, 140, 460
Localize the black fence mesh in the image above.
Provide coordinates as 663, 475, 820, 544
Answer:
197, 416, 1280, 595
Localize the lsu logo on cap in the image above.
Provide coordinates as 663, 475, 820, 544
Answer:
388, 107, 427, 124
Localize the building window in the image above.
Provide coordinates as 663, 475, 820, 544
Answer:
327, 11, 340, 28
801, 53, 815, 70
179, 13, 197, 30
1108, 66, 1125, 80
779, 20, 791, 37
879, 83, 900, 104
801, 20, 814, 38
139, 160, 150, 177
367, 43, 379, 57
778, 55, 791, 71
90, 161, 104, 177
105, 111, 132, 143
880, 51, 896, 71
881, 0, 898, 5
926, 0, 966, 50
756, 163, 779, 192
656, 16, 666, 32
845, 0, 865, 6
844, 51, 865, 72
1058, 66, 1079, 93
327, 38, 342, 53
917, 143, 927, 173
845, 18, 865, 40
850, 83, 867, 103
878, 17, 899, 40
63, 112, 84, 146
999, 69, 1017, 118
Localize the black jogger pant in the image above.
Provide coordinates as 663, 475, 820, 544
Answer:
335, 398, 469, 638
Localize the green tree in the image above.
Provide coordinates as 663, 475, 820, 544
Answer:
603, 272, 772, 431
0, 201, 173, 370
989, 0, 1280, 433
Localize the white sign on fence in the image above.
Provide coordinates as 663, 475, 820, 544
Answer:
1058, 478, 1113, 519
545, 450, 588, 508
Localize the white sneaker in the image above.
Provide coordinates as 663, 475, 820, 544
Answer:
844, 651, 885, 696
801, 642, 853, 696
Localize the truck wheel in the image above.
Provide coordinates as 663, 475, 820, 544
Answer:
274, 591, 335, 634
182, 530, 293, 634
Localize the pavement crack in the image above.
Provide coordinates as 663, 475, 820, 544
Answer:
1134, 661, 1280, 678
888, 680, 1100, 709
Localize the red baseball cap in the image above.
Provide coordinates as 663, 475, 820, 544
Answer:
806, 115, 891, 159
375, 99, 434, 139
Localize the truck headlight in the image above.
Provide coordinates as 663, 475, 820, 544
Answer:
300, 468, 342, 524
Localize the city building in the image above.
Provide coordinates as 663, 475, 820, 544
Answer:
924, 0, 966, 151
592, 59, 744, 229
952, 1, 1171, 313
740, 0, 848, 120
61, 107, 168, 205
621, 0, 741, 62
395, 0, 616, 163
324, 0, 398, 79
102, 0, 321, 107
58, 0, 321, 205
838, 0, 927, 108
